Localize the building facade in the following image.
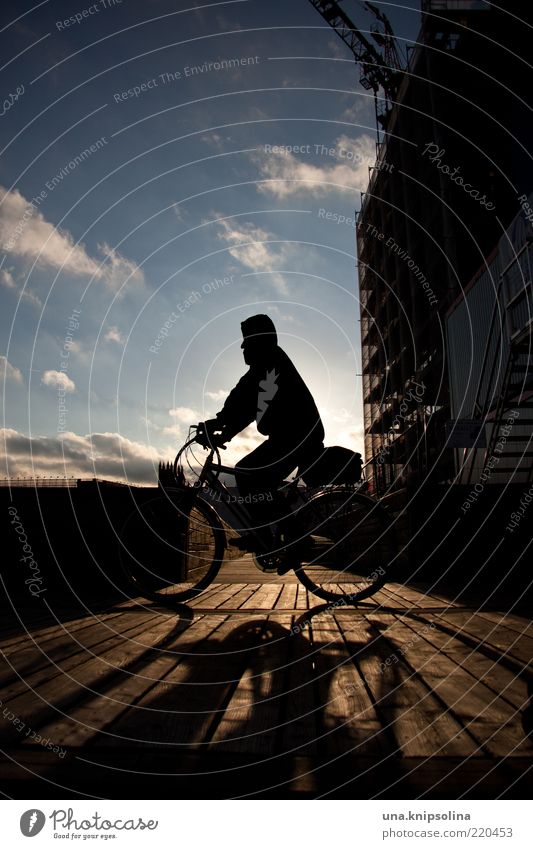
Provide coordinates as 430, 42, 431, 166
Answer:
446, 195, 533, 484
357, 0, 533, 493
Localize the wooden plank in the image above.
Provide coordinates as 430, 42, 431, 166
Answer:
477, 610, 533, 637
240, 583, 281, 610
187, 583, 236, 608
385, 613, 533, 758
476, 610, 533, 639
0, 608, 127, 654
208, 614, 293, 754
32, 613, 227, 748
348, 613, 479, 758
307, 587, 327, 607
224, 583, 264, 609
275, 583, 298, 609
278, 613, 320, 757
0, 609, 163, 688
0, 611, 164, 705
337, 581, 358, 599
395, 614, 530, 713
367, 587, 401, 609
0, 611, 163, 708
380, 584, 453, 610
196, 583, 257, 610
186, 582, 233, 607
431, 610, 533, 668
105, 614, 266, 748
310, 613, 391, 757
0, 612, 188, 745
0, 606, 101, 644
295, 584, 309, 611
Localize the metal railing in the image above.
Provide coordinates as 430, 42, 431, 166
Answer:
0, 477, 135, 488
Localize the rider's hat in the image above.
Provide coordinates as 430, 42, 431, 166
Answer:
240, 314, 278, 346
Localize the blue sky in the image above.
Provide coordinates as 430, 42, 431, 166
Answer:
1, 0, 421, 483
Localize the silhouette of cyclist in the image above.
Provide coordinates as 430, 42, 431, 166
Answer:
200, 314, 324, 558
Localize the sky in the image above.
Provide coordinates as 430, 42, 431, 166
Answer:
0, 0, 422, 484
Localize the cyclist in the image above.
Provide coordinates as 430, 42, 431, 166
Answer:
199, 314, 324, 569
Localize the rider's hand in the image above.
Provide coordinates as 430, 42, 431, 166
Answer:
196, 420, 227, 449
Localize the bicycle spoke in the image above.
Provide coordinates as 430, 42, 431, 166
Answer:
294, 488, 395, 603
119, 494, 224, 606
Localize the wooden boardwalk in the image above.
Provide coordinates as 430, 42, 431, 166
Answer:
1, 558, 532, 798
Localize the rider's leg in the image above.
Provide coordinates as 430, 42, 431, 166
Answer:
234, 440, 299, 547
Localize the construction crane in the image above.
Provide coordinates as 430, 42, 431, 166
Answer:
364, 1, 404, 71
307, 0, 404, 127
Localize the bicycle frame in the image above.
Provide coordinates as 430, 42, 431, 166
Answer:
162, 428, 393, 603
173, 432, 304, 547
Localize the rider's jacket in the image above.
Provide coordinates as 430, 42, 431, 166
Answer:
214, 345, 325, 450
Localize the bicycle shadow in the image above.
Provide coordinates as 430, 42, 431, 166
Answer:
21, 592, 528, 799
294, 605, 405, 757
101, 619, 317, 755
97, 609, 409, 795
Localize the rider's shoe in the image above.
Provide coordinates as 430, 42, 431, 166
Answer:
276, 556, 293, 576
276, 533, 312, 575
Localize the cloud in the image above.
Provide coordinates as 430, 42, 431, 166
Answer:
254, 133, 375, 199
163, 408, 198, 438
0, 428, 165, 485
0, 355, 23, 383
214, 217, 291, 294
0, 420, 313, 486
265, 305, 298, 325
0, 267, 16, 289
322, 407, 365, 454
63, 339, 86, 360
142, 407, 201, 441
339, 98, 375, 126
104, 325, 125, 345
160, 409, 266, 469
1, 264, 43, 307
327, 37, 349, 60
169, 406, 200, 423
173, 204, 188, 222
220, 424, 265, 466
21, 288, 43, 308
41, 370, 76, 393
161, 424, 183, 438
205, 389, 228, 403
97, 242, 144, 294
216, 219, 275, 269
0, 186, 144, 293
200, 131, 225, 149
0, 186, 96, 276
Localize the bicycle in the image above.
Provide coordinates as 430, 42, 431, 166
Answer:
118, 425, 397, 607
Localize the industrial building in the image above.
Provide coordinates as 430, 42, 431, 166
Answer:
342, 0, 533, 493
447, 194, 533, 486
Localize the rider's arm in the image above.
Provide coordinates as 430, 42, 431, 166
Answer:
213, 370, 257, 440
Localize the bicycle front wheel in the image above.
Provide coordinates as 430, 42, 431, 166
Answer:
119, 492, 226, 605
294, 488, 396, 603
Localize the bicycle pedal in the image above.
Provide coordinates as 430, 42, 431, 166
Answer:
276, 557, 293, 576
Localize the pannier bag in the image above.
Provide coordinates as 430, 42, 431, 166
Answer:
299, 446, 362, 487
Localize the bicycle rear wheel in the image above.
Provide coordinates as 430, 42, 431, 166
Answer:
294, 488, 396, 603
119, 492, 225, 605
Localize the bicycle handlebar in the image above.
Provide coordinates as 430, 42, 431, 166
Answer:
195, 422, 227, 451
173, 425, 224, 484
